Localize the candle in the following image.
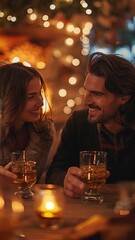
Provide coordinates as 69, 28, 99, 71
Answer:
34, 185, 64, 227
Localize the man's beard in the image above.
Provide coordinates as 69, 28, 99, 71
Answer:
87, 108, 120, 125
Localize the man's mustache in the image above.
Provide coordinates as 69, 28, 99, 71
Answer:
88, 104, 101, 110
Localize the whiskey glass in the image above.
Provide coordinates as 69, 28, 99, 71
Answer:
11, 151, 37, 199
80, 151, 107, 204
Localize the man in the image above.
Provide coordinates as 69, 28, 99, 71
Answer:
46, 52, 135, 198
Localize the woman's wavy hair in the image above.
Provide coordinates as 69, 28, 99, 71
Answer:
87, 52, 135, 128
0, 62, 52, 143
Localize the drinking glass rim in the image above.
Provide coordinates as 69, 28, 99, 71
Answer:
80, 150, 107, 155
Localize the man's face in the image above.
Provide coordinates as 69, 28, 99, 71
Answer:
83, 73, 125, 126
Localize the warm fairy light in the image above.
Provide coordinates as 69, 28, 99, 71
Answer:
0, 11, 4, 17
67, 99, 75, 107
81, 48, 89, 56
36, 61, 46, 69
66, 24, 74, 32
23, 62, 31, 67
53, 50, 62, 58
42, 15, 49, 21
81, 2, 88, 8
82, 27, 91, 35
72, 58, 80, 66
59, 89, 67, 97
79, 87, 85, 95
0, 195, 5, 209
80, 0, 84, 4
68, 76, 77, 85
12, 57, 20, 63
27, 8, 33, 14
74, 97, 82, 105
11, 16, 17, 22
56, 21, 64, 29
43, 21, 50, 27
50, 4, 56, 10
7, 15, 12, 21
82, 36, 89, 45
74, 27, 81, 34
86, 9, 92, 15
82, 22, 93, 35
65, 38, 74, 46
65, 55, 73, 64
85, 22, 93, 30
29, 13, 37, 21
63, 106, 71, 114
12, 200, 24, 213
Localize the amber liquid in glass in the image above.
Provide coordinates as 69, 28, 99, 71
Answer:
80, 164, 106, 190
12, 161, 37, 188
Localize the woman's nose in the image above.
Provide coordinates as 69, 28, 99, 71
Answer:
36, 95, 43, 107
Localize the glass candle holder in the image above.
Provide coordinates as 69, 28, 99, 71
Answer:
34, 184, 64, 228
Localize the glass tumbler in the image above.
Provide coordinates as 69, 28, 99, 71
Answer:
80, 151, 107, 204
11, 151, 37, 199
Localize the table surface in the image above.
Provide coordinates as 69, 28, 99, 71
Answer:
16, 184, 119, 240
2, 183, 135, 240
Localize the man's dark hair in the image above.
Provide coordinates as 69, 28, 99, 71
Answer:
87, 52, 135, 128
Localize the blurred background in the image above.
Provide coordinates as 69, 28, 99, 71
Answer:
0, 0, 135, 131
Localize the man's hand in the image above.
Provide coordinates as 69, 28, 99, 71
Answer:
63, 166, 85, 198
64, 167, 110, 199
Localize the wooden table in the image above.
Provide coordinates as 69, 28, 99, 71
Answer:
13, 184, 119, 240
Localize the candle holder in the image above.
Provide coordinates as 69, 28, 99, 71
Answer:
34, 184, 64, 228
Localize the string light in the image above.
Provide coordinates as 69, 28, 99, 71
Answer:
0, 0, 134, 120
12, 57, 20, 63
65, 38, 74, 46
29, 13, 37, 21
0, 11, 4, 17
59, 89, 67, 97
68, 76, 77, 85
42, 15, 49, 21
72, 58, 80, 66
56, 21, 64, 29
67, 99, 75, 107
36, 61, 46, 69
50, 4, 56, 10
63, 106, 71, 114
43, 21, 50, 27
74, 97, 82, 105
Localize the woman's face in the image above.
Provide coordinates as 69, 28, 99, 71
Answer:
16, 77, 43, 128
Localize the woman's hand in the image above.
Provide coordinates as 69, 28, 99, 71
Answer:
63, 166, 85, 198
0, 162, 17, 179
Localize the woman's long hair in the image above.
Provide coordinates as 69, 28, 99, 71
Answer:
87, 52, 135, 128
0, 62, 52, 144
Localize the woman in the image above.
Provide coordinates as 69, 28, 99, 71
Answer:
0, 62, 56, 182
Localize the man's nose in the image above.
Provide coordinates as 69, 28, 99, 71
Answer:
83, 92, 92, 105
